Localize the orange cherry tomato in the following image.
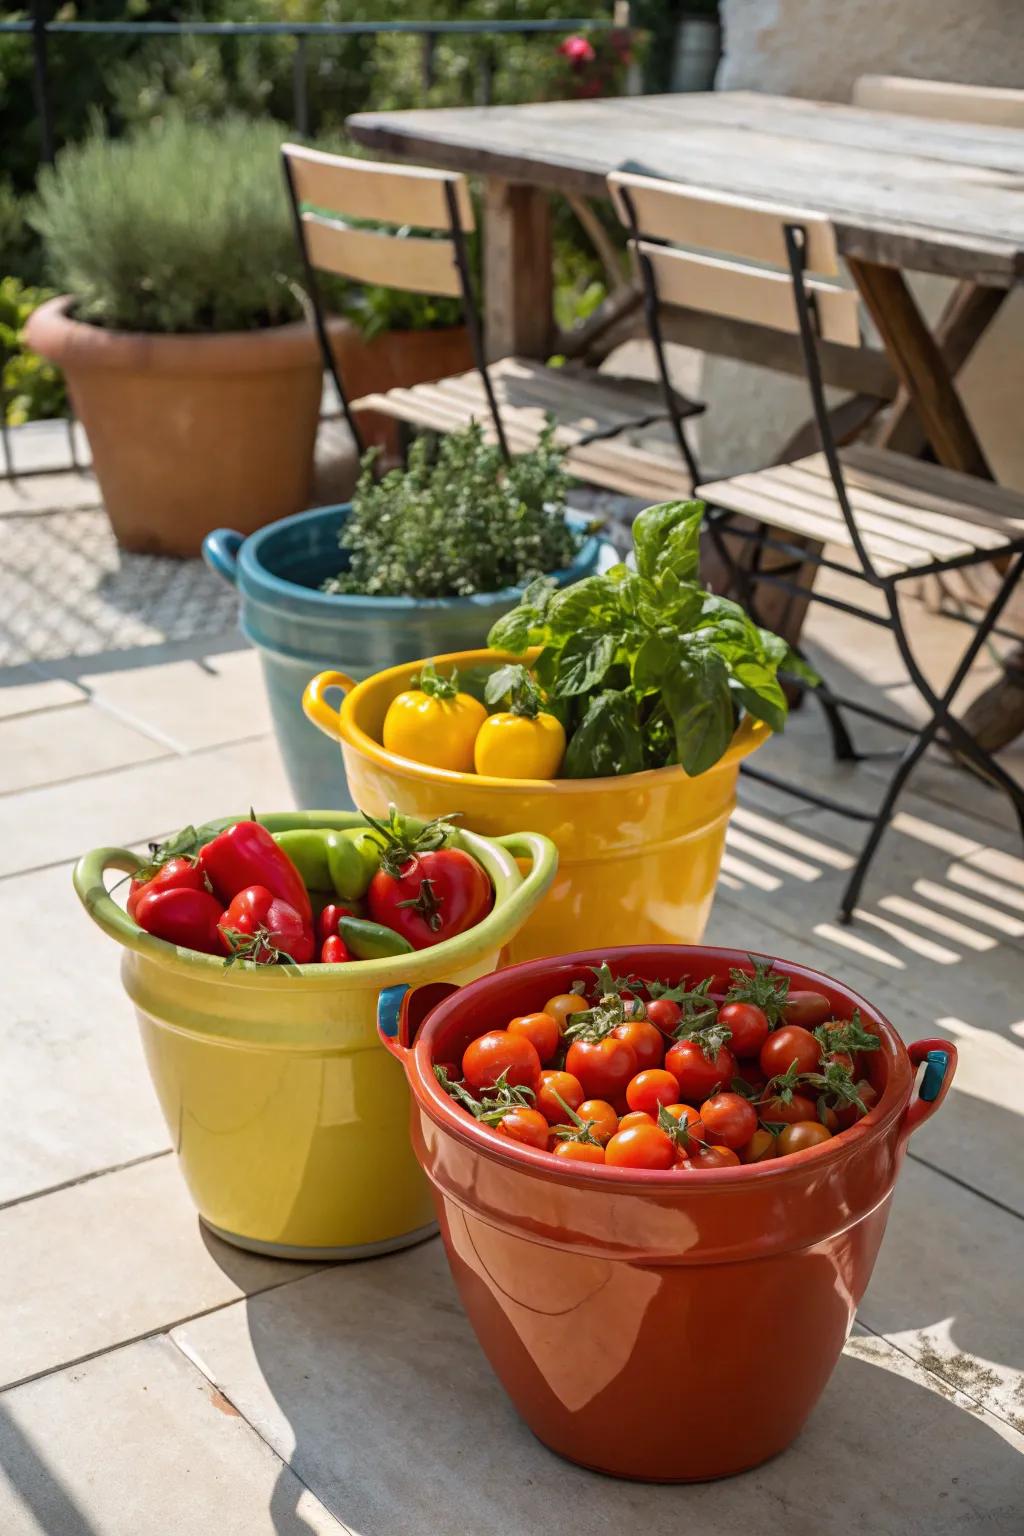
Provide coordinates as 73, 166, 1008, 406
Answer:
661, 1102, 705, 1153
605, 1123, 676, 1170
496, 1106, 550, 1151
776, 1120, 833, 1156
462, 1031, 541, 1094
576, 1099, 619, 1146
507, 1011, 561, 1065
699, 1091, 758, 1150
664, 1039, 736, 1102
553, 1140, 606, 1164
566, 1036, 637, 1104
625, 1068, 681, 1117
618, 1110, 655, 1131
536, 1069, 584, 1126
543, 993, 588, 1028
740, 1128, 779, 1164
612, 1017, 665, 1071
692, 1143, 741, 1170
759, 1092, 818, 1127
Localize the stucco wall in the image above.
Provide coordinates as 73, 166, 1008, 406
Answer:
682, 1, 1024, 488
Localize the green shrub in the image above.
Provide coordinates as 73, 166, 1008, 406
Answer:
324, 421, 582, 599
0, 277, 67, 426
30, 115, 306, 334
0, 180, 44, 286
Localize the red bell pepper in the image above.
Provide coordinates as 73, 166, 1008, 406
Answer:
217, 884, 315, 965
200, 820, 312, 925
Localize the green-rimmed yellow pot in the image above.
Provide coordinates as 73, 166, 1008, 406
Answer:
73, 811, 556, 1260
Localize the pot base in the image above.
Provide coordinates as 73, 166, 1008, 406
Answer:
201, 1216, 439, 1263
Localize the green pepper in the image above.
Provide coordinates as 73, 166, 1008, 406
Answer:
338, 915, 413, 960
273, 827, 380, 901
336, 827, 382, 889
271, 829, 333, 893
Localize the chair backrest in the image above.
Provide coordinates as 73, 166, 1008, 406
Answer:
852, 74, 1024, 129
281, 144, 475, 298
607, 171, 860, 348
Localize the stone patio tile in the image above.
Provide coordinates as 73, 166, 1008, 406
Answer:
0, 1155, 322, 1389
174, 1241, 1023, 1536
0, 1335, 346, 1536
0, 469, 98, 516
0, 860, 169, 1203
0, 675, 86, 721
0, 734, 294, 878
82, 650, 272, 755
0, 702, 170, 796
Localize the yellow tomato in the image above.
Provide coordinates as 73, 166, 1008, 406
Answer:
474, 710, 566, 779
382, 665, 486, 772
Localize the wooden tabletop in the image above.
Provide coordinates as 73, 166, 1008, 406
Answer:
348, 91, 1024, 286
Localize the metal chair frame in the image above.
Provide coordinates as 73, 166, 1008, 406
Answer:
617, 189, 1024, 919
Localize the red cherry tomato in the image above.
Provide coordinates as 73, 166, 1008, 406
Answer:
644, 998, 682, 1034
217, 884, 315, 965
605, 1123, 676, 1170
664, 1039, 736, 1102
625, 1069, 681, 1116
759, 1092, 818, 1126
618, 1110, 656, 1131
759, 1025, 821, 1079
507, 1011, 561, 1065
462, 1031, 541, 1094
128, 857, 208, 920
367, 847, 492, 951
576, 1100, 619, 1146
496, 1106, 550, 1151
699, 1091, 758, 1150
734, 1059, 768, 1095
566, 1036, 637, 1104
717, 1001, 770, 1060
823, 1050, 855, 1075
536, 1070, 584, 1126
553, 1140, 605, 1164
782, 990, 832, 1028
612, 1017, 665, 1072
776, 1120, 833, 1156
543, 993, 588, 1028
836, 1080, 879, 1129
316, 903, 353, 945
692, 1144, 741, 1170
134, 886, 225, 955
320, 934, 350, 963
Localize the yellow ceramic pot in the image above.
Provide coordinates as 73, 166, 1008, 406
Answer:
303, 650, 769, 963
74, 811, 556, 1259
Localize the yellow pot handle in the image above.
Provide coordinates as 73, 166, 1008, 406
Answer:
303, 669, 356, 742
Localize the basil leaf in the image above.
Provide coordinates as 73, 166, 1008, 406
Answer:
487, 605, 537, 654
546, 574, 614, 633
563, 690, 645, 778
553, 631, 617, 696
632, 631, 674, 693
730, 667, 789, 734
663, 646, 734, 776
632, 500, 705, 582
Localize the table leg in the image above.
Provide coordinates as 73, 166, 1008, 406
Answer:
482, 178, 553, 362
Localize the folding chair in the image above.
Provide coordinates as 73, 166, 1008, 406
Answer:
281, 144, 702, 491
607, 169, 1024, 919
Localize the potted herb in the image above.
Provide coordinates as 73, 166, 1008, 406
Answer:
25, 114, 346, 557
202, 421, 614, 810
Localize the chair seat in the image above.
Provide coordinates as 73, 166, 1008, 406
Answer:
698, 444, 1024, 577
352, 356, 701, 497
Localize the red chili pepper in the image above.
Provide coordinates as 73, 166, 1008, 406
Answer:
200, 820, 312, 925
320, 934, 351, 964
316, 903, 353, 945
217, 885, 315, 965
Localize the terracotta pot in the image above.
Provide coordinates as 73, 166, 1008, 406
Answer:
24, 296, 341, 557
330, 323, 473, 458
379, 945, 957, 1481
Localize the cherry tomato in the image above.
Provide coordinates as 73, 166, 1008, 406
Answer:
777, 1121, 833, 1156
734, 1059, 768, 1095
661, 1103, 704, 1154
536, 1070, 584, 1126
836, 1080, 879, 1130
740, 1128, 779, 1163
128, 857, 208, 920
496, 1106, 550, 1151
782, 990, 832, 1028
543, 993, 589, 1028
462, 1031, 541, 1094
823, 1050, 855, 1075
605, 1123, 676, 1170
759, 1092, 818, 1126
759, 1025, 821, 1079
134, 886, 225, 955
644, 998, 682, 1034
717, 1001, 770, 1060
553, 1140, 605, 1164
612, 1017, 665, 1072
625, 1069, 681, 1116
818, 1104, 840, 1133
316, 903, 353, 945
664, 1039, 736, 1102
216, 885, 315, 964
566, 1036, 637, 1104
576, 1099, 619, 1145
320, 934, 351, 963
673, 1152, 694, 1170
700, 1091, 758, 1150
507, 1011, 560, 1065
692, 1144, 741, 1170
618, 1110, 656, 1131
368, 846, 492, 951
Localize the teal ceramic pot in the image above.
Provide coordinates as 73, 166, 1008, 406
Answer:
203, 504, 609, 810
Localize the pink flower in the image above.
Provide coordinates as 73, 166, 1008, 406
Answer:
558, 34, 596, 67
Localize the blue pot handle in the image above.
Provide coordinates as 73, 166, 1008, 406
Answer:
378, 981, 459, 1060
203, 529, 243, 586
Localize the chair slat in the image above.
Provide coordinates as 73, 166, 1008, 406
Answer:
609, 172, 839, 276
841, 444, 1024, 524
301, 215, 461, 297
851, 76, 1024, 129
636, 242, 860, 348
698, 473, 915, 570
283, 144, 473, 231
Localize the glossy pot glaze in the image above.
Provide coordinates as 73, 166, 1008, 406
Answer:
73, 813, 556, 1260
303, 649, 768, 960
204, 509, 608, 811
380, 945, 956, 1480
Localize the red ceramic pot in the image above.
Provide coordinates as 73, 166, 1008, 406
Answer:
378, 945, 956, 1482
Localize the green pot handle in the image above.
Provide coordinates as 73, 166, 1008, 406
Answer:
491, 829, 557, 932
73, 845, 158, 958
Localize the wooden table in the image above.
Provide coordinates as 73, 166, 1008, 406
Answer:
349, 90, 1024, 480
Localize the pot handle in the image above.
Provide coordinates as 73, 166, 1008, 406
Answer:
899, 1038, 958, 1143
303, 670, 356, 742
72, 845, 154, 955
378, 981, 459, 1060
202, 529, 243, 586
